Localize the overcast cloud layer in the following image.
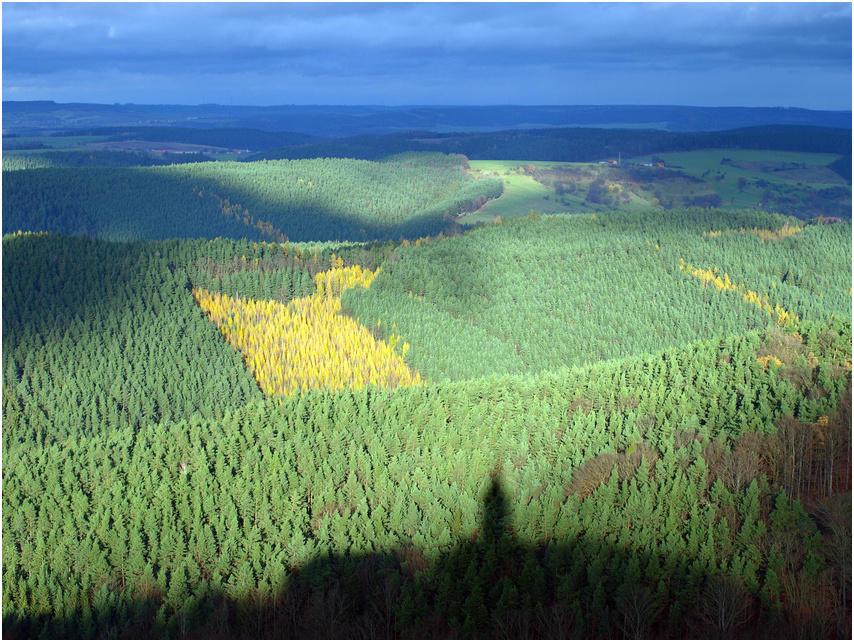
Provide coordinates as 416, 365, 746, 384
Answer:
3, 2, 851, 109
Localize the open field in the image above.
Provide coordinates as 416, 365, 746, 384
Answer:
463, 174, 570, 223
466, 159, 713, 221
469, 160, 585, 173
632, 150, 850, 215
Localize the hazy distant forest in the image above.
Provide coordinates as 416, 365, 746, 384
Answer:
2, 104, 852, 639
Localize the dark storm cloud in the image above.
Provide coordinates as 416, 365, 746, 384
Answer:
2, 2, 851, 108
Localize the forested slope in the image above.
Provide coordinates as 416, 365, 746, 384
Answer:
2, 234, 264, 440
3, 316, 851, 638
2, 150, 214, 170
2, 153, 502, 243
2, 233, 406, 441
2, 207, 851, 638
344, 209, 851, 380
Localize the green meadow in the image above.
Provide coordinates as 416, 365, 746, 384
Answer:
466, 160, 598, 223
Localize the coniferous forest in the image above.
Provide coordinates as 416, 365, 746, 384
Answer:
2, 132, 852, 639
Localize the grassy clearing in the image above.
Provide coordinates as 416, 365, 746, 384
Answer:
632, 150, 846, 190
465, 159, 672, 222
465, 160, 599, 223
471, 175, 567, 220
470, 160, 593, 174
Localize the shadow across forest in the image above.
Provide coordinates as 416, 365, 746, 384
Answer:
4, 477, 847, 640
0, 232, 423, 442
2, 162, 469, 245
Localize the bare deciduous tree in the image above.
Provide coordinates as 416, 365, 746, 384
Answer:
700, 575, 752, 639
616, 583, 658, 639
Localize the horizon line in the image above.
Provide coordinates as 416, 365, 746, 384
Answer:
3, 100, 851, 112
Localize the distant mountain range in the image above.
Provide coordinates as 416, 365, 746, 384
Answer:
3, 102, 851, 138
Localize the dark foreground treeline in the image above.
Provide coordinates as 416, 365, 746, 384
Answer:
3, 208, 851, 638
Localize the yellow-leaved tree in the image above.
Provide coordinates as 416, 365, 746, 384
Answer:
194, 260, 421, 396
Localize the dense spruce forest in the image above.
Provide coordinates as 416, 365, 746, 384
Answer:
2, 127, 852, 639
3, 153, 501, 243
343, 209, 850, 381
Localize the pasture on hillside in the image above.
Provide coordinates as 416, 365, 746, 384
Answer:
630, 149, 850, 213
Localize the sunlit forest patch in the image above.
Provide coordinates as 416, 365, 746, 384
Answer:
343, 208, 849, 381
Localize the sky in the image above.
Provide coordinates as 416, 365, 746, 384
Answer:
2, 2, 852, 110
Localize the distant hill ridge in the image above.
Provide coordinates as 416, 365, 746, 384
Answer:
250, 124, 852, 163
4, 101, 851, 137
